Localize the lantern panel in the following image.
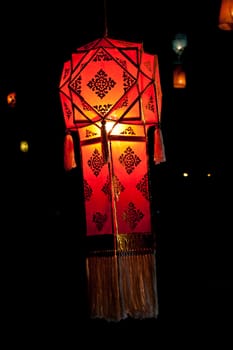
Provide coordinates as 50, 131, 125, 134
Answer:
141, 52, 155, 79
108, 38, 143, 50
154, 55, 162, 120
108, 84, 141, 122
71, 52, 87, 72
138, 71, 152, 94
59, 92, 75, 129
77, 38, 110, 51
141, 83, 159, 124
71, 91, 101, 124
112, 140, 151, 234
109, 123, 145, 137
59, 60, 71, 89
78, 124, 100, 143
81, 143, 113, 236
69, 47, 138, 121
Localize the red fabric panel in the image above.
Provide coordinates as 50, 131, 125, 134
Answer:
112, 140, 151, 235
81, 143, 113, 236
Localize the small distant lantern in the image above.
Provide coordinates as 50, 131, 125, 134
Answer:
7, 91, 17, 108
20, 140, 29, 153
218, 0, 233, 31
172, 33, 187, 89
59, 37, 166, 321
173, 64, 186, 88
172, 33, 188, 58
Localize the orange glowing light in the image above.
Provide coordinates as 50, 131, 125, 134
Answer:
7, 91, 16, 108
218, 0, 233, 30
173, 65, 186, 88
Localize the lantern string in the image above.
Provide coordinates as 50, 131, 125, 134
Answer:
101, 120, 109, 163
104, 0, 108, 37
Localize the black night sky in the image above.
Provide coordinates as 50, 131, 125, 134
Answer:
1, 0, 232, 345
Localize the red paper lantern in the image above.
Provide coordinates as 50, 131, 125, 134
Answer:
218, 0, 233, 31
59, 37, 166, 321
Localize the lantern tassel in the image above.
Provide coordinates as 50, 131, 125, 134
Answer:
64, 132, 77, 171
154, 126, 166, 164
101, 120, 109, 163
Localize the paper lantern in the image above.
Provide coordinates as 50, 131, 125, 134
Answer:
173, 64, 186, 89
7, 91, 16, 108
20, 140, 29, 153
59, 37, 166, 321
218, 0, 233, 31
172, 33, 188, 57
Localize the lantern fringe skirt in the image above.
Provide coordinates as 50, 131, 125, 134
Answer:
86, 251, 159, 321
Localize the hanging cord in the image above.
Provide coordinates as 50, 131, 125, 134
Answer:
101, 120, 109, 163
104, 0, 108, 37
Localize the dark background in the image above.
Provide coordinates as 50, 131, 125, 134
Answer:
1, 0, 232, 345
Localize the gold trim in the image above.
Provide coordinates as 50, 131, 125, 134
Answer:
116, 233, 154, 251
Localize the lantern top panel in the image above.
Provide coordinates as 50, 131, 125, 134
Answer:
59, 36, 162, 130
76, 37, 144, 52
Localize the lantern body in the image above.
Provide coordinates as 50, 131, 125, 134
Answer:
173, 64, 186, 88
59, 37, 166, 321
7, 91, 16, 108
172, 33, 187, 57
218, 0, 233, 31
20, 140, 29, 153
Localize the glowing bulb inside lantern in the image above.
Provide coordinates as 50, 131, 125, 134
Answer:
105, 121, 115, 133
98, 120, 115, 133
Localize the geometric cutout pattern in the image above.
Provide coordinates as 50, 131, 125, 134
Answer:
83, 179, 93, 201
93, 212, 107, 231
122, 202, 144, 230
87, 148, 105, 177
119, 146, 141, 174
146, 95, 155, 112
86, 129, 98, 138
64, 101, 72, 119
93, 103, 113, 117
87, 69, 116, 100
136, 172, 150, 201
120, 126, 136, 135
102, 176, 112, 201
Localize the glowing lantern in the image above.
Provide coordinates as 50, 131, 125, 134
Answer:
7, 91, 17, 108
59, 37, 166, 321
218, 0, 233, 31
173, 64, 186, 89
172, 33, 187, 57
20, 140, 29, 153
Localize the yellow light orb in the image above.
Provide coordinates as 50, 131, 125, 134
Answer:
20, 140, 29, 153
